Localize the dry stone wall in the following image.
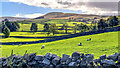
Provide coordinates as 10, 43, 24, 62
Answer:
1, 51, 120, 68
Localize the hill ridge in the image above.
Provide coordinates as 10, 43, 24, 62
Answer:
35, 12, 100, 19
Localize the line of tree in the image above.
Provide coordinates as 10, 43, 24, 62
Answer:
30, 23, 58, 35
98, 16, 119, 30
30, 16, 119, 36
72, 16, 119, 33
72, 23, 89, 33
43, 23, 58, 35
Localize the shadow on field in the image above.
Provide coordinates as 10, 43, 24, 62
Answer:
20, 29, 73, 32
10, 36, 54, 39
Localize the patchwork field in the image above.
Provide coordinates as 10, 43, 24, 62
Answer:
18, 19, 92, 32
1, 32, 68, 43
1, 31, 119, 59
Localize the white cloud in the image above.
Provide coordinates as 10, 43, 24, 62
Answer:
9, 0, 119, 15
24, 13, 44, 18
13, 13, 44, 18
14, 13, 23, 17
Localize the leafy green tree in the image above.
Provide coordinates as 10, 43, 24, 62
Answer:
73, 24, 78, 34
107, 16, 119, 27
92, 21, 97, 30
44, 23, 49, 31
62, 24, 68, 34
92, 26, 97, 31
21, 21, 24, 31
82, 24, 89, 32
78, 23, 89, 32
78, 23, 84, 32
2, 23, 10, 38
50, 24, 58, 35
0, 23, 2, 33
98, 19, 108, 30
30, 23, 38, 34
44, 23, 50, 35
11, 23, 18, 31
4, 19, 19, 32
4, 19, 13, 31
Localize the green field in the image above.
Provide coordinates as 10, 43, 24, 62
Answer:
2, 31, 119, 59
19, 23, 44, 31
1, 32, 68, 43
44, 19, 69, 24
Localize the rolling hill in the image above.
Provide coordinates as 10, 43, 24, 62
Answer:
35, 12, 107, 19
0, 12, 109, 23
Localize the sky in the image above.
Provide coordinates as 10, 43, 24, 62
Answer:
0, 0, 120, 18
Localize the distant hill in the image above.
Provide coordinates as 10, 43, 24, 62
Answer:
35, 12, 104, 19
0, 17, 29, 22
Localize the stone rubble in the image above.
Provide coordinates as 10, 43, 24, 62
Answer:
1, 51, 120, 68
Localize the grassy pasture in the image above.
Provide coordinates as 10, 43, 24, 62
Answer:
1, 32, 68, 43
1, 38, 43, 43
1, 18, 119, 59
19, 23, 44, 31
2, 31, 119, 59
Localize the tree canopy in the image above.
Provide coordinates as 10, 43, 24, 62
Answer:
30, 23, 38, 34
1, 22, 10, 38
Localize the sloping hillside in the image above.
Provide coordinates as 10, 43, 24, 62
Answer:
35, 12, 105, 19
2, 31, 118, 58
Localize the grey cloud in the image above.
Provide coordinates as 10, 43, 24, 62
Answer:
85, 0, 119, 2
57, 1, 72, 5
55, 1, 118, 12
41, 3, 49, 6
85, 2, 118, 11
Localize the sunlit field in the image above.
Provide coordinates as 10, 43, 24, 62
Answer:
2, 31, 118, 59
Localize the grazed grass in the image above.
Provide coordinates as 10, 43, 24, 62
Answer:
2, 31, 119, 59
1, 32, 68, 43
9, 32, 67, 37
1, 38, 44, 43
19, 23, 44, 31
